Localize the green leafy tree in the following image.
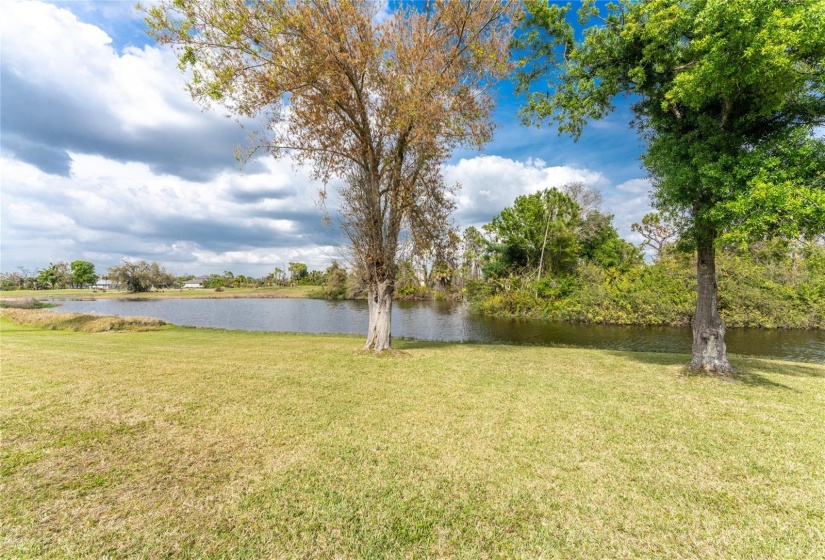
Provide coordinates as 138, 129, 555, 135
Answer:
517, 0, 825, 372
324, 260, 348, 299
107, 260, 175, 293
37, 262, 71, 289
70, 260, 98, 288
579, 212, 642, 271
484, 188, 581, 277
460, 226, 487, 283
204, 274, 227, 289
288, 262, 308, 283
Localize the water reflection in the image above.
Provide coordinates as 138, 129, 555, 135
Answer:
44, 297, 824, 364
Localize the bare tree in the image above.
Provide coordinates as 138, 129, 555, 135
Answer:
631, 213, 678, 260
564, 182, 603, 216
145, 0, 515, 351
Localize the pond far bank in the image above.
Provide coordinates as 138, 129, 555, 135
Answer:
2, 313, 824, 558
0, 285, 317, 301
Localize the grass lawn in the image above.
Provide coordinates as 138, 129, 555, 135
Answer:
0, 285, 316, 301
2, 311, 824, 558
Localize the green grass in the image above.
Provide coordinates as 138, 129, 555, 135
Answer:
0, 285, 316, 300
2, 313, 824, 558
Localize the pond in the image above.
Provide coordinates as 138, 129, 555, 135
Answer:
44, 297, 825, 364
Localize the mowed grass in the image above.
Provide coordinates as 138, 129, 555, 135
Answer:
2, 315, 824, 558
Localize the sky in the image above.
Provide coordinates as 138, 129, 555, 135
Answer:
0, 0, 653, 278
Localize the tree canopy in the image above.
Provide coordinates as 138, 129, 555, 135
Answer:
517, 0, 825, 372
70, 260, 98, 287
145, 0, 516, 350
484, 187, 581, 276
107, 260, 175, 293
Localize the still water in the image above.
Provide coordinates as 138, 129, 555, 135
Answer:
47, 297, 824, 364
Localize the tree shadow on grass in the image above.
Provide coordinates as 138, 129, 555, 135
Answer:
732, 356, 825, 379
609, 349, 823, 390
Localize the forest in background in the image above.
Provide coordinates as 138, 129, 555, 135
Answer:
322, 183, 825, 330
4, 184, 823, 330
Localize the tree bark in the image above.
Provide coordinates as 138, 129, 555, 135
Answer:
690, 234, 734, 373
364, 279, 394, 352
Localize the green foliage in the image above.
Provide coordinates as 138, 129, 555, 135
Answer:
324, 261, 348, 299
36, 262, 71, 290
288, 262, 308, 283
204, 275, 227, 289
394, 260, 428, 299
579, 212, 643, 271
484, 188, 581, 276
517, 0, 825, 245
471, 243, 825, 329
107, 261, 175, 293
309, 261, 349, 299
70, 260, 98, 287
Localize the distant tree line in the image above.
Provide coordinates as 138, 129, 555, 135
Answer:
1, 261, 100, 291
455, 186, 825, 330
1, 259, 334, 293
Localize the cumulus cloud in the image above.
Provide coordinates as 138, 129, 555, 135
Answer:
0, 1, 655, 277
445, 155, 610, 227
444, 156, 653, 239
0, 0, 251, 181
0, 154, 343, 274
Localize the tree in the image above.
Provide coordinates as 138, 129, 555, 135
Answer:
484, 188, 581, 277
107, 260, 175, 293
325, 260, 348, 299
579, 212, 642, 271
70, 260, 98, 288
517, 0, 825, 372
288, 262, 308, 284
145, 0, 515, 351
631, 213, 678, 260
37, 262, 71, 289
0, 272, 25, 291
270, 268, 287, 287
460, 226, 487, 283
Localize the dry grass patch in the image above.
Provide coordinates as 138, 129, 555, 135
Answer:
2, 317, 824, 558
0, 308, 166, 332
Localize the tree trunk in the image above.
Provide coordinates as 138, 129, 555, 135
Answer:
364, 279, 394, 352
690, 234, 733, 373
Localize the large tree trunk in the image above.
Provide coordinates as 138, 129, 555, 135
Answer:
364, 279, 394, 352
690, 234, 734, 373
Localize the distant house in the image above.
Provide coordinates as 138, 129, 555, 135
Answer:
183, 276, 211, 289
92, 279, 117, 290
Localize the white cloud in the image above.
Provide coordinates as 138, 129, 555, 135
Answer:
3, 1, 191, 130
604, 178, 653, 238
444, 155, 609, 227
1, 0, 250, 180
0, 153, 336, 275
0, 1, 656, 277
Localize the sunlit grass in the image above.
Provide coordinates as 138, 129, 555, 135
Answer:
2, 314, 823, 558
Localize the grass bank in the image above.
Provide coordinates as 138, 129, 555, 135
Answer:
2, 313, 824, 558
0, 285, 315, 301
0, 308, 167, 332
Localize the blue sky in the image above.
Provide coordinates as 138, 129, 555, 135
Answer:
1, 0, 652, 277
